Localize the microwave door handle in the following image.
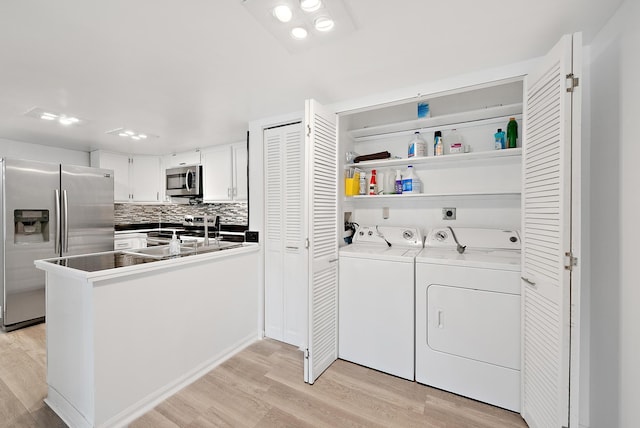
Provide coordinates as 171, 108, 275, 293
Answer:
55, 189, 60, 254
186, 170, 192, 192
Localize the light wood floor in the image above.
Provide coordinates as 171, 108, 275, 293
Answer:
1, 324, 527, 428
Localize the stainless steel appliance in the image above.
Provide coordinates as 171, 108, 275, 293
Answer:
1, 158, 114, 330
166, 164, 202, 197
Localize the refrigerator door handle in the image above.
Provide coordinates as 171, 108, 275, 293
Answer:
63, 189, 69, 253
55, 189, 61, 254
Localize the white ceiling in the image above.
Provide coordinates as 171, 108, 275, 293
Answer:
0, 0, 622, 156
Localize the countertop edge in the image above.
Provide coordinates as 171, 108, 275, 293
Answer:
34, 244, 260, 283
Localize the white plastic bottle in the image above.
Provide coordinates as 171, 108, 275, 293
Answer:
169, 231, 180, 256
408, 132, 427, 158
359, 171, 367, 195
402, 166, 415, 193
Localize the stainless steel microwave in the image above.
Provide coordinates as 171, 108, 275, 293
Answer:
166, 164, 202, 197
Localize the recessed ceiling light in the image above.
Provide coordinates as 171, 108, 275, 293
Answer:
291, 27, 308, 39
300, 0, 322, 12
314, 16, 334, 32
273, 5, 293, 22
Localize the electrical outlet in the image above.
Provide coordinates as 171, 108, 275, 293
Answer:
442, 207, 456, 220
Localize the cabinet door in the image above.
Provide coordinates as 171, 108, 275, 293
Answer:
202, 146, 233, 201
232, 142, 248, 201
130, 156, 161, 202
94, 151, 130, 202
164, 151, 201, 169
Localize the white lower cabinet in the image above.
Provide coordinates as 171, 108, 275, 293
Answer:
91, 151, 161, 203
201, 142, 247, 202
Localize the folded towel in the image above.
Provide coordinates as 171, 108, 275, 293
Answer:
353, 151, 391, 163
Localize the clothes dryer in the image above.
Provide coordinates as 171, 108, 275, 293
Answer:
415, 227, 521, 411
339, 225, 423, 380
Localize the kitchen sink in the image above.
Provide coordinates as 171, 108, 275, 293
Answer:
123, 241, 243, 260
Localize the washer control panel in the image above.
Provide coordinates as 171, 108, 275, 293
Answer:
353, 225, 423, 247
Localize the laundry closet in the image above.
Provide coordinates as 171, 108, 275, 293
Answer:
260, 33, 581, 428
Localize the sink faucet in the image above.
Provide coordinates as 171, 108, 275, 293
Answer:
203, 214, 209, 247
214, 215, 221, 248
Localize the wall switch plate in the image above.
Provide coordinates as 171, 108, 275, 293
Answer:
244, 231, 259, 243
442, 207, 456, 220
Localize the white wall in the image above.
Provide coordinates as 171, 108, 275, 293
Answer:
588, 1, 640, 426
0, 138, 89, 166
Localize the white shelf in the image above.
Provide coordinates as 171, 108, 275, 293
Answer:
345, 147, 522, 170
348, 103, 523, 142
345, 191, 521, 201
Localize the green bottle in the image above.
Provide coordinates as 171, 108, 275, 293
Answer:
507, 117, 518, 149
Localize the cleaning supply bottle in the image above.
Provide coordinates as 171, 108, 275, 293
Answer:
434, 131, 444, 156
494, 128, 506, 150
408, 131, 426, 158
402, 166, 415, 193
394, 170, 403, 194
369, 169, 377, 195
433, 131, 441, 156
169, 231, 180, 256
377, 170, 385, 194
507, 118, 518, 148
359, 171, 367, 195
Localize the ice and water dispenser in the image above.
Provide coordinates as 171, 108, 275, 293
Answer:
14, 209, 49, 243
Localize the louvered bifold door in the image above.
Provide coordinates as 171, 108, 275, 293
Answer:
303, 99, 338, 384
521, 34, 575, 428
264, 127, 285, 340
282, 123, 306, 346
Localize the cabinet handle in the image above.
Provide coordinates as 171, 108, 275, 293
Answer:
521, 276, 536, 287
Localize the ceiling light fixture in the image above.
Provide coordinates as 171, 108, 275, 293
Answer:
291, 27, 308, 39
300, 0, 322, 12
24, 107, 87, 126
314, 16, 334, 32
107, 127, 158, 140
273, 5, 293, 22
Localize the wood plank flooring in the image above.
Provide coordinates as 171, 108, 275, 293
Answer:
1, 324, 527, 428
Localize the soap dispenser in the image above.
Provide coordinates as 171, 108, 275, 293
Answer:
169, 231, 180, 256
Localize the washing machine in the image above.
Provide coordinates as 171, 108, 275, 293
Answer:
339, 225, 423, 380
415, 227, 521, 412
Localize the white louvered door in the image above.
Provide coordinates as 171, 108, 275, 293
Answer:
264, 127, 285, 340
264, 123, 306, 345
304, 99, 339, 384
521, 33, 580, 428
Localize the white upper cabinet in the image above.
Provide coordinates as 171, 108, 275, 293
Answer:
201, 142, 247, 202
163, 150, 201, 169
91, 151, 161, 203
129, 156, 161, 202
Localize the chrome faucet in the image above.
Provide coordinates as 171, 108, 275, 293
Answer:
203, 214, 209, 247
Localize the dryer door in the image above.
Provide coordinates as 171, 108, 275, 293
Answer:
428, 285, 520, 370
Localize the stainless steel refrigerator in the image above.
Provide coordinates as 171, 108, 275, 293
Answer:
0, 158, 114, 330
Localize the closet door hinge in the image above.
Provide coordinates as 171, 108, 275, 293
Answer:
565, 252, 578, 271
304, 348, 309, 359
307, 125, 311, 137
305, 238, 310, 249
566, 73, 579, 92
